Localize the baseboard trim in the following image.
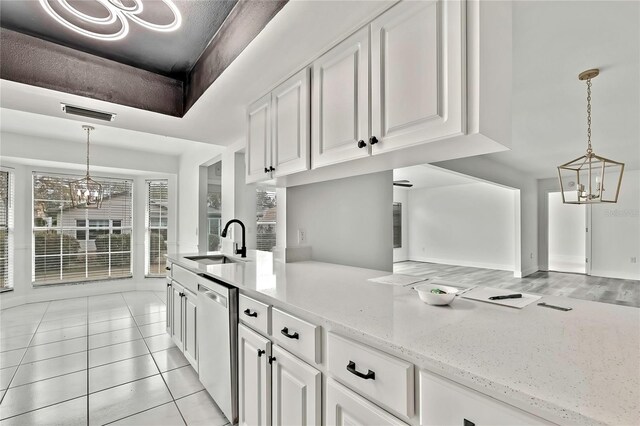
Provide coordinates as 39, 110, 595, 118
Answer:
589, 269, 640, 281
515, 266, 539, 278
408, 256, 515, 272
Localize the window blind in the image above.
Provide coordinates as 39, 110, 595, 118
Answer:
146, 180, 168, 276
0, 171, 11, 291
256, 188, 276, 252
33, 172, 133, 285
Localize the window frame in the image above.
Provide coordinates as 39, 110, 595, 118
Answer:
145, 179, 169, 277
0, 169, 14, 292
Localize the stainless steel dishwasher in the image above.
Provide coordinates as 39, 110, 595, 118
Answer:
197, 275, 238, 424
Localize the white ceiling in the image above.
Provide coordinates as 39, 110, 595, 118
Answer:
394, 165, 480, 190
1, 1, 638, 178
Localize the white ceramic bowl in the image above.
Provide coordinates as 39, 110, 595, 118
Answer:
414, 283, 459, 306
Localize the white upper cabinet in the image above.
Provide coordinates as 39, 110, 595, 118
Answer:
246, 93, 272, 184
247, 68, 311, 184
311, 27, 370, 169
370, 0, 464, 154
272, 68, 310, 177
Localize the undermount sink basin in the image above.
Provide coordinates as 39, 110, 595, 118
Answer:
184, 254, 239, 265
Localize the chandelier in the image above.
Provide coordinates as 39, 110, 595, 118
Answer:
557, 69, 624, 204
69, 125, 103, 209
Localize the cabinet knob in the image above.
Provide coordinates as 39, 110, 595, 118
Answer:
179, 292, 185, 297
369, 136, 378, 145
257, 349, 265, 357
167, 283, 172, 288
357, 140, 366, 149
269, 166, 275, 172
463, 420, 476, 426
165, 266, 171, 271
264, 167, 269, 173
268, 355, 276, 364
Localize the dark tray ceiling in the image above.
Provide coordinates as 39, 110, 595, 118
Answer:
0, 0, 237, 79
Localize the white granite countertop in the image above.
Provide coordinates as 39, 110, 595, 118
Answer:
168, 252, 640, 425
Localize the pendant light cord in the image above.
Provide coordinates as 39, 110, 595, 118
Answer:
85, 126, 91, 178
586, 78, 592, 155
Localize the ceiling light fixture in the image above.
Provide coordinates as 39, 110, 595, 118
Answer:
557, 69, 624, 204
69, 125, 103, 209
61, 103, 116, 122
39, 0, 182, 42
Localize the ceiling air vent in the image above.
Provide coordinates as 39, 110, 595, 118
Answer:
61, 103, 116, 122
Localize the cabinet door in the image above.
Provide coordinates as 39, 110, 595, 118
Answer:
312, 26, 370, 169
238, 324, 271, 426
271, 345, 321, 426
419, 370, 551, 426
247, 93, 272, 184
272, 68, 310, 177
325, 378, 408, 426
370, 0, 464, 154
183, 291, 198, 371
171, 283, 183, 349
166, 280, 172, 335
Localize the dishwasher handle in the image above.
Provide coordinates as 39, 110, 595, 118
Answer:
202, 289, 227, 308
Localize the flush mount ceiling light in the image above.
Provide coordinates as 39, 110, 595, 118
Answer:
557, 69, 624, 204
39, 0, 182, 41
69, 125, 103, 209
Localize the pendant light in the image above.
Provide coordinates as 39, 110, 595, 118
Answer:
69, 125, 103, 209
557, 69, 624, 204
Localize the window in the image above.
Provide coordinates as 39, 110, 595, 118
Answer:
146, 180, 168, 276
393, 202, 402, 248
1, 171, 13, 291
256, 187, 276, 252
33, 173, 133, 285
207, 161, 222, 251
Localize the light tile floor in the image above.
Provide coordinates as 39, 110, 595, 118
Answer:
394, 261, 640, 307
0, 291, 230, 426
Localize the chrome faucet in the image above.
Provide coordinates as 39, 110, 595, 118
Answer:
220, 219, 247, 258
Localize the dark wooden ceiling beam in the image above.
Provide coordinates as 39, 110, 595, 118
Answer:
0, 28, 184, 117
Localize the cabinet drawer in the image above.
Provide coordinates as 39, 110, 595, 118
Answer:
326, 378, 409, 426
172, 264, 198, 294
271, 308, 321, 365
327, 332, 414, 418
239, 294, 271, 335
419, 370, 552, 426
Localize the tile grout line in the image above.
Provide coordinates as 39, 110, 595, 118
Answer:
119, 292, 190, 426
0, 300, 51, 406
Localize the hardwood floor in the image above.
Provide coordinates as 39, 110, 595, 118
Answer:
393, 261, 640, 308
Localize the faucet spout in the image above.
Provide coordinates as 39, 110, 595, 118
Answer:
220, 219, 247, 258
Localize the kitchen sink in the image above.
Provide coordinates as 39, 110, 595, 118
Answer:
184, 254, 239, 265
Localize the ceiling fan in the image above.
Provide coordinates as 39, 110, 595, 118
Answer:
393, 179, 413, 188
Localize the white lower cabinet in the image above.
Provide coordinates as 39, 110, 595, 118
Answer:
238, 324, 321, 426
167, 279, 198, 372
239, 324, 271, 426
271, 345, 321, 425
325, 378, 408, 426
419, 370, 552, 426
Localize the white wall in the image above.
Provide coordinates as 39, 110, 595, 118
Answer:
590, 170, 640, 280
435, 156, 537, 277
177, 143, 224, 253
547, 192, 586, 273
393, 187, 409, 263
286, 172, 393, 272
406, 183, 516, 271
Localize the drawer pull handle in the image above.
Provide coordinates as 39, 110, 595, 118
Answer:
347, 361, 375, 380
281, 327, 299, 340
243, 309, 258, 318
257, 349, 265, 357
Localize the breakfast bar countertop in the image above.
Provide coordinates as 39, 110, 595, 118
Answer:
168, 251, 640, 426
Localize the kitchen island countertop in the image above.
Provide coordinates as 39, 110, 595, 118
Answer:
168, 251, 640, 425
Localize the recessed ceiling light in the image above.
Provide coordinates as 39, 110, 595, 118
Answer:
61, 103, 116, 122
39, 0, 182, 42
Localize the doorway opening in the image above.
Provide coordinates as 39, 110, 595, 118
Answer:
547, 191, 586, 274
